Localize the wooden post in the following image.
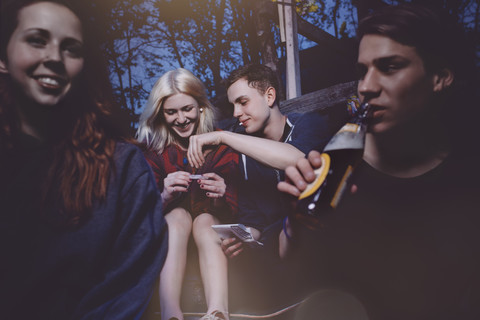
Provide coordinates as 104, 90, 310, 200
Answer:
282, 0, 301, 99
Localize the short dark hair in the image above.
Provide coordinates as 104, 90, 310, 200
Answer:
225, 64, 280, 105
358, 4, 479, 154
357, 4, 474, 83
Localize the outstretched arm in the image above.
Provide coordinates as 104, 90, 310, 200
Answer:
188, 131, 304, 170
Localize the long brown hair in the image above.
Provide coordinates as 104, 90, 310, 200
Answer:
0, 0, 123, 226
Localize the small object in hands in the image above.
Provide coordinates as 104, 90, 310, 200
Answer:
190, 174, 205, 179
212, 224, 263, 248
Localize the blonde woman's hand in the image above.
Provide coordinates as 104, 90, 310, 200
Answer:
161, 171, 191, 204
198, 172, 226, 198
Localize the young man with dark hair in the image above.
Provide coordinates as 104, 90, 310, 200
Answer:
277, 4, 480, 319
224, 63, 281, 111
188, 64, 331, 172
187, 64, 335, 310
188, 64, 334, 241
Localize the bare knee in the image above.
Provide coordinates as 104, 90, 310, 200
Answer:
192, 213, 219, 244
166, 207, 192, 237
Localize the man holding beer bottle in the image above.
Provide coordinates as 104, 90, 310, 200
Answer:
278, 4, 480, 319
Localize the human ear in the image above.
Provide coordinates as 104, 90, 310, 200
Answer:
0, 59, 9, 74
433, 68, 454, 92
266, 86, 276, 107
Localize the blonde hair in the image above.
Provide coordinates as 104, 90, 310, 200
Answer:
136, 68, 215, 153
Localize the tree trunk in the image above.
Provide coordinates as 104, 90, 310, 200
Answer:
212, 0, 227, 95
167, 29, 184, 69
333, 0, 341, 38
253, 0, 283, 100
126, 29, 135, 114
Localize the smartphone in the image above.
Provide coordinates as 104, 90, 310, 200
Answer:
211, 224, 263, 247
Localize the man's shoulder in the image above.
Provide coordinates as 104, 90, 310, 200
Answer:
287, 110, 329, 127
286, 112, 303, 124
287, 111, 331, 142
285, 111, 336, 153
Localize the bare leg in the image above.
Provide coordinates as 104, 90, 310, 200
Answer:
160, 208, 193, 320
193, 213, 229, 320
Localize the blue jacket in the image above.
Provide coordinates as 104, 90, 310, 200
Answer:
237, 111, 334, 231
0, 141, 167, 320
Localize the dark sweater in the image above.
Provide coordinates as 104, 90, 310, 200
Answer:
290, 154, 480, 319
0, 140, 168, 320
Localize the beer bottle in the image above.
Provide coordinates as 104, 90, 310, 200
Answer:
296, 101, 371, 226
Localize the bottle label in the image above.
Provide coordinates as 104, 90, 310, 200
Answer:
298, 153, 331, 200
330, 165, 354, 208
338, 123, 360, 134
324, 122, 366, 152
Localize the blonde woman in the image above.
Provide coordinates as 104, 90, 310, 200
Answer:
137, 68, 239, 320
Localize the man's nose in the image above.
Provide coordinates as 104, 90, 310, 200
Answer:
233, 104, 243, 118
358, 69, 381, 101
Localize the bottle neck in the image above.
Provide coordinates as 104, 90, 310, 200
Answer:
350, 102, 371, 125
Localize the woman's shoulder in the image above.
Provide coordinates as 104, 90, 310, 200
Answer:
113, 141, 152, 173
109, 141, 162, 190
114, 140, 142, 156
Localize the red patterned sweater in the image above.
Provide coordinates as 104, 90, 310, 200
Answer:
144, 143, 239, 222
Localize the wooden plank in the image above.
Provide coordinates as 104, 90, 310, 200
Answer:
279, 81, 357, 114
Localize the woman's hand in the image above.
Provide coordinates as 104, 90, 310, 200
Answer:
161, 171, 191, 204
198, 172, 226, 198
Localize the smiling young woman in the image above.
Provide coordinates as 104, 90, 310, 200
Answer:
0, 1, 167, 319
2, 1, 84, 108
137, 68, 240, 320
